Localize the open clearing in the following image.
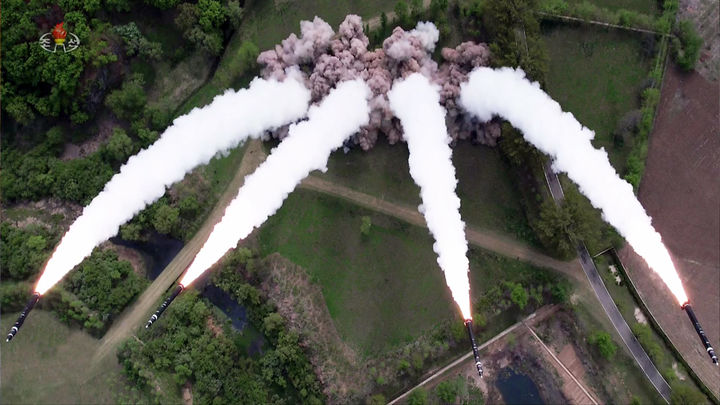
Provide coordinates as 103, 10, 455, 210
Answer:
542, 22, 653, 173
321, 140, 535, 245
257, 187, 577, 356
619, 64, 720, 398
0, 310, 125, 404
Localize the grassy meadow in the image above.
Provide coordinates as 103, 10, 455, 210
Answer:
542, 23, 654, 173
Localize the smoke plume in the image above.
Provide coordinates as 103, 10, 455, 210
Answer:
258, 15, 496, 150
34, 77, 311, 294
460, 67, 688, 304
388, 73, 472, 319
179, 79, 371, 286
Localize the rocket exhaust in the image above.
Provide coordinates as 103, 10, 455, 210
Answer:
681, 303, 718, 365
464, 319, 484, 377
145, 285, 184, 328
6, 292, 41, 342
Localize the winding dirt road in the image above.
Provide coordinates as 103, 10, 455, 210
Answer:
300, 175, 584, 283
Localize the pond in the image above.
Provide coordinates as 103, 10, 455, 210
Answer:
111, 232, 183, 280
496, 367, 544, 405
201, 283, 268, 357
202, 284, 248, 330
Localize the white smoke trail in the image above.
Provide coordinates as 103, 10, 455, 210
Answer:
460, 67, 688, 304
179, 79, 371, 285
34, 77, 311, 294
388, 73, 472, 319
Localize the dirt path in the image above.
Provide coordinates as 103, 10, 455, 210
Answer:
388, 306, 560, 405
525, 323, 599, 405
300, 175, 584, 283
92, 139, 266, 364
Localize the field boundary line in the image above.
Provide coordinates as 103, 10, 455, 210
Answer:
524, 322, 599, 405
388, 306, 557, 405
536, 12, 668, 36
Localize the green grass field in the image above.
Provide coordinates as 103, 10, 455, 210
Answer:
257, 189, 555, 356
542, 23, 653, 173
321, 139, 421, 206
239, 0, 396, 51
320, 140, 533, 239
0, 310, 141, 404
257, 189, 455, 355
566, 0, 660, 15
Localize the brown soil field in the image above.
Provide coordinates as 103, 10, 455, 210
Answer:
618, 64, 720, 397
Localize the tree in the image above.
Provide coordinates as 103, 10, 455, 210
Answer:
589, 331, 617, 360
175, 0, 228, 55
436, 380, 458, 404
112, 22, 163, 60
152, 203, 180, 234
410, 0, 423, 19
227, 0, 244, 28
533, 200, 574, 259
395, 1, 411, 28
408, 387, 428, 405
366, 394, 386, 405
237, 40, 260, 72
105, 127, 134, 162
105, 74, 147, 120
672, 20, 702, 71
262, 312, 285, 335
144, 0, 181, 9
0, 223, 54, 280
670, 383, 705, 405
509, 282, 529, 309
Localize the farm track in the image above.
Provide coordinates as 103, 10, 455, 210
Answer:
92, 139, 266, 364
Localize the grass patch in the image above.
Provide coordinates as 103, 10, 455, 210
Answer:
542, 22, 653, 173
320, 139, 533, 240
0, 310, 151, 404
257, 189, 558, 356
454, 142, 534, 241
320, 138, 421, 206
239, 0, 396, 51
565, 0, 660, 15
257, 189, 455, 355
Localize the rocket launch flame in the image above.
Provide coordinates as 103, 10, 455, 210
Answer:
388, 73, 472, 320
33, 77, 311, 295
178, 79, 371, 287
460, 67, 688, 305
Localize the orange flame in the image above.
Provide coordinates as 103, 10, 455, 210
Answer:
52, 23, 67, 44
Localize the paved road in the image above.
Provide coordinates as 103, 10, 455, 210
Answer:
542, 161, 672, 402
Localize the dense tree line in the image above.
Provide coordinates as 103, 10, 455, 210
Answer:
0, 222, 57, 281
119, 247, 322, 403
64, 249, 148, 321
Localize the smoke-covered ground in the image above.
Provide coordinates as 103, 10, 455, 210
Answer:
258, 15, 500, 150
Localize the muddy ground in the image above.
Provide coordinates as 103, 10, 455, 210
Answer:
619, 64, 720, 397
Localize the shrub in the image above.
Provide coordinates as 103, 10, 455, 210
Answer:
589, 331, 617, 360
672, 20, 702, 71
